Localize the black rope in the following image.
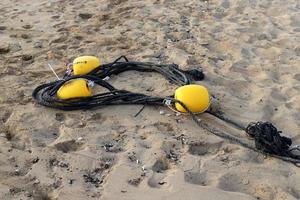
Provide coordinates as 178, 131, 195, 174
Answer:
245, 122, 300, 160
170, 99, 300, 165
32, 75, 166, 111
32, 76, 300, 165
32, 58, 300, 165
65, 56, 204, 86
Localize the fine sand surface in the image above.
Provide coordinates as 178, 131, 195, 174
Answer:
1, 0, 300, 199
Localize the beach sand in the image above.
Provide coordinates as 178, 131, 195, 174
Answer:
0, 0, 300, 199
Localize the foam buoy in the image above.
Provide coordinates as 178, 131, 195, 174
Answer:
174, 84, 210, 113
57, 79, 92, 99
72, 56, 100, 75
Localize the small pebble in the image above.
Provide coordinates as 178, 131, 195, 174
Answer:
33, 179, 40, 184
79, 121, 86, 127
32, 157, 39, 164
14, 169, 20, 175
128, 177, 142, 186
176, 119, 183, 123
58, 161, 68, 168
104, 161, 111, 169
68, 179, 74, 185
103, 76, 110, 81
77, 137, 84, 141
159, 110, 165, 115
158, 181, 167, 185
34, 41, 43, 48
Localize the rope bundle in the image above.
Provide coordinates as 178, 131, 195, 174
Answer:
66, 56, 204, 86
32, 75, 166, 111
246, 122, 300, 160
32, 56, 300, 165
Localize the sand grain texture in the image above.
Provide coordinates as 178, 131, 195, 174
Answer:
0, 0, 300, 199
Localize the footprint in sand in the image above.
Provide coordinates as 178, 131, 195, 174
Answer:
184, 167, 208, 186
218, 172, 266, 200
54, 139, 84, 153
161, 140, 184, 162
147, 172, 168, 188
218, 173, 246, 193
152, 157, 170, 173
153, 122, 174, 132
188, 141, 223, 156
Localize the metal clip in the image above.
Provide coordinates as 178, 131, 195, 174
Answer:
65, 63, 73, 76
87, 80, 95, 88
163, 99, 172, 106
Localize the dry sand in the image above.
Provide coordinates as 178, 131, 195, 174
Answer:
1, 0, 300, 199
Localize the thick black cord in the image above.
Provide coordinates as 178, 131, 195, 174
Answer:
33, 77, 300, 165
32, 75, 166, 111
171, 99, 300, 165
33, 56, 300, 165
66, 56, 204, 86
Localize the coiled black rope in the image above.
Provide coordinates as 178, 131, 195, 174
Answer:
246, 122, 300, 160
205, 111, 300, 165
65, 56, 204, 86
32, 75, 166, 111
33, 57, 300, 165
32, 76, 300, 165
